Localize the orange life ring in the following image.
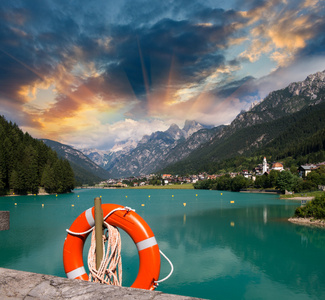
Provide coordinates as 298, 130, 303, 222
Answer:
63, 203, 161, 290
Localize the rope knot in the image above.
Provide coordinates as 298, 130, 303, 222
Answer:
124, 206, 135, 212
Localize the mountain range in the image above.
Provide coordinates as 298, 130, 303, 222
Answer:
42, 70, 325, 180
78, 120, 216, 178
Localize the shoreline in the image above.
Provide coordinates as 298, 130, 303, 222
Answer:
283, 196, 314, 200
1, 192, 49, 197
288, 217, 325, 227
240, 189, 280, 195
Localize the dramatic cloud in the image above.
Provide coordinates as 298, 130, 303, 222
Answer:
0, 0, 324, 149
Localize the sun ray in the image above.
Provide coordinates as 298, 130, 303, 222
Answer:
0, 47, 45, 81
137, 36, 150, 100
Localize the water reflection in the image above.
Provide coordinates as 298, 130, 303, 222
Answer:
263, 206, 267, 224
151, 202, 325, 299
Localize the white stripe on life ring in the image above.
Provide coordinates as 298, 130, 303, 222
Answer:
66, 266, 86, 279
85, 207, 95, 227
136, 236, 157, 251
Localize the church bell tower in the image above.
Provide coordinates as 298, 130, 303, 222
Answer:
262, 157, 268, 174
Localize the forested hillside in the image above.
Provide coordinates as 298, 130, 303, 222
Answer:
0, 116, 74, 195
161, 101, 325, 175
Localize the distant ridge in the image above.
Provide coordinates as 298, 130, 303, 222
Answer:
41, 139, 110, 184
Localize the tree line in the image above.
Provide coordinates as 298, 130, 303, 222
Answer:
0, 116, 74, 195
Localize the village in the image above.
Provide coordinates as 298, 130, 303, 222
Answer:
95, 158, 325, 189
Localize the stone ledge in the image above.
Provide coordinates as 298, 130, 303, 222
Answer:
0, 268, 203, 300
288, 217, 325, 227
0, 211, 9, 231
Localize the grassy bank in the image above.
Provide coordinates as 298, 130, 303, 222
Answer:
126, 183, 194, 190
280, 191, 324, 199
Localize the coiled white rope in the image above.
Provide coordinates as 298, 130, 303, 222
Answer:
88, 222, 122, 285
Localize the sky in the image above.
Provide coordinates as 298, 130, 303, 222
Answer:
1, 0, 325, 150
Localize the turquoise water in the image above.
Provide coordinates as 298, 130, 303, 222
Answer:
1, 189, 325, 300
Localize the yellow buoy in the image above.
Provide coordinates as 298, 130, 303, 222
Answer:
148, 195, 151, 198
77, 195, 79, 198
141, 204, 145, 206
56, 194, 58, 197
126, 196, 127, 198
230, 200, 234, 204
42, 204, 44, 207
183, 203, 186, 207
196, 194, 198, 197
230, 222, 235, 227
221, 193, 223, 195
72, 204, 74, 207
172, 195, 174, 197
100, 195, 102, 198
14, 203, 17, 206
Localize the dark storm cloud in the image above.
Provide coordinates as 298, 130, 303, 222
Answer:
296, 20, 325, 58
0, 1, 80, 101
102, 11, 245, 99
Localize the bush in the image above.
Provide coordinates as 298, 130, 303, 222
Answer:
293, 193, 325, 219
294, 207, 306, 218
294, 180, 317, 193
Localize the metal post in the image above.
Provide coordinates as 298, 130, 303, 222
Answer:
94, 197, 104, 270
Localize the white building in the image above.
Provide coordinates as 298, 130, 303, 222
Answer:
262, 157, 268, 174
271, 162, 284, 172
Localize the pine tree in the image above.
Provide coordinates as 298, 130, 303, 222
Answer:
9, 170, 20, 194
41, 162, 56, 193
23, 145, 39, 194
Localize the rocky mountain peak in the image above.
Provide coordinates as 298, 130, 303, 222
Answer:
306, 70, 325, 82
165, 123, 184, 140
110, 139, 138, 153
182, 120, 205, 138
288, 70, 325, 97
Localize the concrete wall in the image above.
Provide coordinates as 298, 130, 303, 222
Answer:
0, 268, 204, 300
0, 211, 9, 231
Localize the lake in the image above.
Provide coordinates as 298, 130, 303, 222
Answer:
1, 188, 325, 300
